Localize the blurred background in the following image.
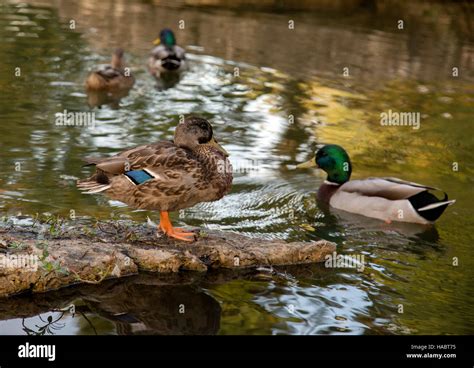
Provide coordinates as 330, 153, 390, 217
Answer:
0, 0, 473, 335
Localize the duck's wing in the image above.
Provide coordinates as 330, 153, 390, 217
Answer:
78, 142, 230, 211
82, 141, 196, 174
339, 177, 436, 200
150, 45, 185, 60
332, 177, 454, 223
150, 45, 172, 59
173, 45, 186, 60
78, 142, 201, 192
96, 65, 121, 80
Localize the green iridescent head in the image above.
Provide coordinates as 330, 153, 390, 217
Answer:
158, 28, 176, 47
297, 144, 352, 184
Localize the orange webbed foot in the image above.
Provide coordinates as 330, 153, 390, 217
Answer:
158, 211, 196, 242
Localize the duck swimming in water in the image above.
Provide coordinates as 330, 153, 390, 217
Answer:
85, 48, 135, 91
148, 28, 186, 78
77, 117, 232, 241
297, 144, 455, 224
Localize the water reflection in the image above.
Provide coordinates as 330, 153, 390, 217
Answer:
86, 89, 132, 109
153, 72, 182, 91
22, 311, 68, 335
0, 275, 221, 335
318, 202, 441, 242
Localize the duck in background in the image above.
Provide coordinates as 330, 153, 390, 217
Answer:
77, 117, 232, 242
148, 28, 186, 79
296, 144, 455, 225
85, 48, 135, 108
85, 48, 135, 92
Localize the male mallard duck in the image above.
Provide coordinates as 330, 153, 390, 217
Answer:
77, 117, 232, 241
85, 48, 135, 91
148, 29, 186, 77
297, 144, 455, 224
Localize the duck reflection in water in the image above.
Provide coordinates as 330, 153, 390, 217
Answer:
1, 275, 221, 335
86, 88, 132, 109
315, 200, 441, 244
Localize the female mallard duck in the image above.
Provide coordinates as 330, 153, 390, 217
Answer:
85, 48, 135, 91
77, 117, 232, 241
148, 29, 186, 77
297, 144, 455, 224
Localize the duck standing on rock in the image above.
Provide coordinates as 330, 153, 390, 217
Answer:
148, 28, 186, 78
78, 117, 232, 242
85, 48, 135, 91
297, 144, 455, 224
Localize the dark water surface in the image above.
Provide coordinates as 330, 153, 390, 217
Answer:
0, 0, 473, 335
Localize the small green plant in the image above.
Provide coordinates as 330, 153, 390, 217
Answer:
81, 225, 97, 237
8, 241, 27, 250
31, 212, 40, 227
37, 241, 69, 275
42, 214, 65, 237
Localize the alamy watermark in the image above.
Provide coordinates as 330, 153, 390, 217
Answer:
217, 159, 261, 174
380, 109, 420, 130
55, 109, 96, 128
18, 342, 55, 362
324, 251, 365, 272
0, 254, 38, 271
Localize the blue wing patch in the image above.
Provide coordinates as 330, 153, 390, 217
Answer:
124, 170, 154, 185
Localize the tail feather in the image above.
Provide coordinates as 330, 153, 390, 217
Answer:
418, 199, 456, 212
408, 191, 455, 222
77, 180, 111, 194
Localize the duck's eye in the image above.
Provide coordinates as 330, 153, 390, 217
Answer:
199, 122, 210, 131
198, 127, 213, 144
198, 136, 210, 144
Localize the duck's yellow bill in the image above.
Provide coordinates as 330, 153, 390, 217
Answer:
209, 137, 229, 157
296, 159, 317, 169
153, 38, 161, 45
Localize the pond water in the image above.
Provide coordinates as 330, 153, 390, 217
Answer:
0, 0, 473, 335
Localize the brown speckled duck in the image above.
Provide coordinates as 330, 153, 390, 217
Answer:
77, 117, 232, 241
85, 48, 135, 91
